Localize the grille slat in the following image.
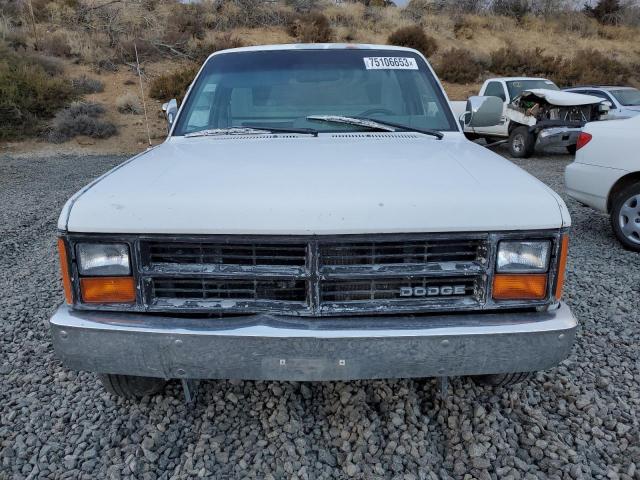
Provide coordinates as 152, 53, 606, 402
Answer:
321, 278, 477, 303
153, 278, 307, 303
141, 236, 487, 315
320, 240, 482, 266
148, 242, 307, 266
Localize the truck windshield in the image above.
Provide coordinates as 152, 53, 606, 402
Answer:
506, 80, 559, 100
173, 49, 457, 136
611, 88, 640, 106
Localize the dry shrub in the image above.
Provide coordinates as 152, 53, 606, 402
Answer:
5, 30, 29, 51
492, 0, 530, 22
71, 75, 104, 94
118, 38, 160, 63
402, 0, 432, 23
116, 92, 142, 115
189, 34, 245, 64
149, 66, 199, 101
285, 0, 322, 12
387, 25, 438, 58
452, 16, 475, 39
42, 31, 72, 57
48, 102, 117, 143
435, 48, 484, 83
489, 46, 633, 86
554, 13, 599, 38
287, 12, 333, 43
558, 49, 631, 86
212, 0, 294, 30
490, 46, 562, 78
27, 54, 65, 76
584, 0, 624, 26
164, 2, 206, 45
0, 46, 76, 139
324, 3, 366, 30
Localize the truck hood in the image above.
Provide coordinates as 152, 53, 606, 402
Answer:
61, 133, 568, 234
517, 89, 604, 106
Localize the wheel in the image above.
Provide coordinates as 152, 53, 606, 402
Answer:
464, 132, 479, 141
98, 374, 166, 399
508, 126, 535, 158
566, 145, 576, 155
470, 372, 533, 387
610, 183, 640, 251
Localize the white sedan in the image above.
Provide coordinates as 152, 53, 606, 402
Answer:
565, 115, 640, 250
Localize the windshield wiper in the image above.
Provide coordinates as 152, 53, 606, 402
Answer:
185, 126, 318, 138
307, 115, 443, 140
242, 125, 319, 137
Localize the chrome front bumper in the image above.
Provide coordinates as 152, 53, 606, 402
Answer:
535, 127, 582, 149
49, 303, 577, 381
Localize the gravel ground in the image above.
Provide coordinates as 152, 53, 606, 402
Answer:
0, 150, 639, 480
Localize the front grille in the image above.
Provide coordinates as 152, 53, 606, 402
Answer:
138, 234, 489, 316
320, 240, 482, 266
153, 278, 306, 302
321, 277, 477, 302
146, 242, 306, 267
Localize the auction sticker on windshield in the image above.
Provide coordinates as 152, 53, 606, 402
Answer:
364, 57, 418, 70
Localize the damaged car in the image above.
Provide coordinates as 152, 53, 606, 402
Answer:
507, 88, 610, 158
450, 77, 609, 158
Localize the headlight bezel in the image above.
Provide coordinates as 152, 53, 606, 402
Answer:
76, 242, 132, 277
496, 240, 551, 274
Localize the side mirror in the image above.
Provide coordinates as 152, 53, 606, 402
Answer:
464, 96, 504, 128
162, 98, 178, 129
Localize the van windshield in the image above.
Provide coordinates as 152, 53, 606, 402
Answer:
173, 49, 457, 135
506, 79, 559, 100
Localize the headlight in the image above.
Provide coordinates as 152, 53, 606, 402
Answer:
77, 243, 131, 276
497, 241, 550, 273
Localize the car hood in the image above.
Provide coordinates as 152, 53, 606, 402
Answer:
519, 89, 604, 106
61, 133, 569, 234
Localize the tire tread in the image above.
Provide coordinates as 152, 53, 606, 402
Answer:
98, 374, 166, 399
471, 371, 533, 387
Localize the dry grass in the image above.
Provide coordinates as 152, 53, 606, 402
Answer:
388, 25, 438, 58
149, 66, 199, 101
2, 0, 640, 146
115, 92, 143, 115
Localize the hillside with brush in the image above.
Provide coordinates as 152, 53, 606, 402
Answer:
1, 0, 639, 154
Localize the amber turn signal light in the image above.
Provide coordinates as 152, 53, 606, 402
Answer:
57, 238, 73, 304
492, 274, 547, 301
80, 276, 136, 303
555, 235, 569, 300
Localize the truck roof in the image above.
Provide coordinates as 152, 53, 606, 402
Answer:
206, 43, 419, 59
488, 77, 552, 82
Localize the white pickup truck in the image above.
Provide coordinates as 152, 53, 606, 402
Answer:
451, 77, 609, 158
50, 44, 576, 400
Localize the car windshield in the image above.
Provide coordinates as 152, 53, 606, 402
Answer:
506, 79, 559, 100
610, 88, 640, 106
172, 49, 457, 136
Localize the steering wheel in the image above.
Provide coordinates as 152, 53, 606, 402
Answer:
357, 108, 394, 117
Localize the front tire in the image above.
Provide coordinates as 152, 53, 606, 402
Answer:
470, 372, 533, 387
99, 374, 166, 399
610, 183, 640, 251
508, 126, 535, 158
